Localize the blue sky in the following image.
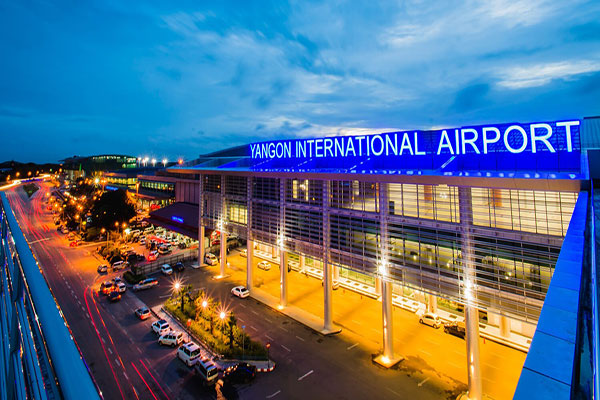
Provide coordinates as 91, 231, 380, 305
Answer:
0, 0, 599, 163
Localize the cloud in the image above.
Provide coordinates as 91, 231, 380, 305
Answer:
497, 60, 600, 89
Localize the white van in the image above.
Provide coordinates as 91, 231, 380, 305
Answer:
195, 358, 219, 383
205, 253, 218, 266
177, 342, 202, 367
111, 261, 127, 271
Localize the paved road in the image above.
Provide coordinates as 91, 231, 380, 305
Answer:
7, 182, 466, 400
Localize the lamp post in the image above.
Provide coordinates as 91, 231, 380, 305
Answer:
266, 342, 271, 369
101, 228, 108, 247
242, 325, 246, 360
122, 222, 127, 240
115, 221, 119, 238
219, 311, 226, 342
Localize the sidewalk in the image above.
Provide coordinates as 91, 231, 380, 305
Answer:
256, 255, 531, 352
250, 288, 341, 335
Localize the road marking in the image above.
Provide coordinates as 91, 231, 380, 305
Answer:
238, 317, 244, 322
80, 306, 85, 312
265, 334, 274, 341
239, 303, 247, 308
418, 377, 430, 387
108, 348, 113, 354
251, 310, 259, 315
347, 343, 359, 350
28, 238, 50, 244
448, 362, 461, 369
297, 370, 313, 381
114, 358, 119, 366
281, 344, 291, 352
123, 372, 129, 380
351, 319, 362, 326
264, 317, 272, 323
101, 337, 106, 344
295, 335, 305, 342
279, 326, 288, 332
386, 388, 401, 397
266, 390, 281, 398
159, 294, 171, 298
419, 349, 432, 356
249, 325, 258, 331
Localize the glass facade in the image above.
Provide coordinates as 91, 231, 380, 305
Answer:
200, 175, 577, 322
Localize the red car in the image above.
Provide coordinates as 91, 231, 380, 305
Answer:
148, 250, 158, 261
69, 240, 80, 247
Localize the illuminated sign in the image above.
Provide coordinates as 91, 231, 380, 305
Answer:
171, 216, 184, 223
250, 120, 580, 160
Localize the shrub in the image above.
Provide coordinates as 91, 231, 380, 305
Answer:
123, 271, 145, 284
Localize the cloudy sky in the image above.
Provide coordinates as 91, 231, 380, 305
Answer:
0, 0, 599, 163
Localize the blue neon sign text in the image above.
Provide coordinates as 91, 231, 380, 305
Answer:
171, 216, 184, 223
249, 120, 580, 160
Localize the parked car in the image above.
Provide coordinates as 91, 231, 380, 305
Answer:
158, 245, 171, 255
443, 321, 466, 339
116, 282, 127, 293
223, 362, 256, 384
97, 264, 108, 274
231, 286, 250, 298
196, 358, 219, 383
161, 264, 173, 275
158, 331, 184, 347
239, 248, 247, 258
205, 253, 218, 266
152, 319, 170, 335
111, 260, 128, 271
133, 278, 159, 291
148, 250, 159, 261
419, 312, 442, 329
135, 307, 151, 320
257, 261, 271, 271
69, 240, 79, 247
177, 342, 201, 367
107, 291, 122, 302
173, 262, 185, 272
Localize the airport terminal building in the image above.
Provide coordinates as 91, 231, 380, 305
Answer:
161, 117, 598, 398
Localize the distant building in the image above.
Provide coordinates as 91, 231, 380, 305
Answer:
62, 154, 137, 180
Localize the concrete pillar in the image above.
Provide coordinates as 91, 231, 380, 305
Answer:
375, 277, 382, 296
271, 244, 278, 259
280, 250, 288, 307
247, 239, 254, 291
220, 230, 227, 277
499, 313, 511, 338
198, 225, 205, 266
333, 265, 340, 281
427, 294, 438, 314
382, 280, 394, 360
465, 304, 482, 400
324, 261, 333, 331
300, 254, 305, 270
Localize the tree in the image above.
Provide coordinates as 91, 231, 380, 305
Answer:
90, 189, 135, 231
228, 314, 237, 348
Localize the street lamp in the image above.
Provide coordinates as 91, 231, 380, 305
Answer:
101, 228, 108, 247
151, 158, 156, 167
219, 310, 226, 341
162, 159, 167, 168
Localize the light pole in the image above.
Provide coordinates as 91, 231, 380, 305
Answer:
122, 222, 127, 240
242, 325, 246, 360
266, 343, 271, 369
219, 311, 226, 342
101, 228, 108, 247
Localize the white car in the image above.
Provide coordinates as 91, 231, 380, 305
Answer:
116, 282, 127, 293
239, 249, 247, 258
177, 342, 201, 367
231, 286, 250, 298
257, 261, 271, 271
159, 331, 184, 347
161, 264, 173, 275
205, 253, 218, 266
419, 312, 442, 329
151, 319, 170, 335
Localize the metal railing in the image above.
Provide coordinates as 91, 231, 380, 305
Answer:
131, 248, 198, 276
0, 192, 100, 400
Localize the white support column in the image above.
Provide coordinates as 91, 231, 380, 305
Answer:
198, 173, 205, 266
465, 304, 482, 400
271, 245, 278, 259
280, 250, 288, 307
247, 239, 254, 291
427, 294, 438, 314
459, 186, 482, 400
324, 260, 333, 331
220, 230, 227, 277
300, 254, 305, 271
499, 313, 511, 338
375, 277, 382, 296
333, 264, 339, 282
198, 226, 205, 266
382, 280, 394, 360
